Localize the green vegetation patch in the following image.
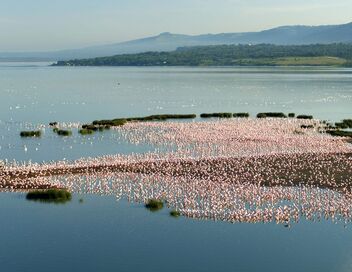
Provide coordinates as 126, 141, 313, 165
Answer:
56, 129, 72, 136
274, 56, 347, 66
82, 124, 99, 131
297, 115, 314, 120
200, 113, 233, 118
342, 119, 352, 128
170, 210, 181, 217
26, 189, 72, 203
79, 129, 95, 135
301, 125, 314, 129
233, 113, 250, 118
92, 119, 127, 126
20, 131, 42, 137
326, 130, 352, 138
93, 114, 196, 127
127, 114, 197, 121
53, 44, 352, 67
257, 112, 287, 118
335, 122, 349, 129
288, 113, 295, 118
145, 199, 164, 212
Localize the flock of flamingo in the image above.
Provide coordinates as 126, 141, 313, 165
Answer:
1, 117, 352, 225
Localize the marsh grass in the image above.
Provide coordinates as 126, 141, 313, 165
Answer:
20, 131, 41, 137
200, 113, 233, 118
297, 115, 313, 120
342, 119, 352, 128
170, 210, 181, 217
26, 189, 72, 204
145, 199, 164, 212
79, 129, 95, 135
56, 129, 72, 136
301, 125, 314, 129
257, 112, 287, 118
233, 113, 250, 118
93, 114, 196, 126
326, 130, 352, 138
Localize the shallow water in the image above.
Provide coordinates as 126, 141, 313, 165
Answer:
1, 65, 352, 123
0, 64, 351, 163
1, 64, 352, 272
1, 193, 352, 272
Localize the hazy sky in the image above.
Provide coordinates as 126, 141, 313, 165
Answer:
1, 0, 351, 51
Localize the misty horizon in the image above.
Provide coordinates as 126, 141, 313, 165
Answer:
1, 0, 352, 52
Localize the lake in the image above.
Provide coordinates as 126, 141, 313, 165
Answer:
1, 64, 352, 272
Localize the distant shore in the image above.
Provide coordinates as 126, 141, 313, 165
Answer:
52, 44, 352, 67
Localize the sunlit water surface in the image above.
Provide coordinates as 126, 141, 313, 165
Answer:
1, 63, 352, 272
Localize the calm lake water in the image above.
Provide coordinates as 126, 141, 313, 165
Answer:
1, 63, 352, 272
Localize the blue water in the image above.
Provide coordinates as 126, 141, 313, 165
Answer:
1, 193, 352, 272
1, 64, 352, 272
0, 65, 351, 123
1, 64, 351, 163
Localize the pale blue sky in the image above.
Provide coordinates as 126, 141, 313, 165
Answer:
1, 0, 351, 51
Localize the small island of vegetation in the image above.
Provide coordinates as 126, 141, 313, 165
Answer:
145, 199, 164, 212
26, 189, 72, 203
20, 131, 42, 137
257, 112, 287, 118
55, 129, 72, 136
170, 210, 181, 217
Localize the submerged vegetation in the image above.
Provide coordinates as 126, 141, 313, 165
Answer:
26, 189, 72, 203
53, 44, 352, 67
145, 199, 164, 212
20, 131, 42, 137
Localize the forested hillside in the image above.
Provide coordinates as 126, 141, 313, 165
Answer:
53, 44, 352, 67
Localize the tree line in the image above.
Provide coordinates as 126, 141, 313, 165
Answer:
53, 43, 352, 67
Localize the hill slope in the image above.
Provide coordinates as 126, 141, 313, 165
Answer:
53, 44, 352, 67
2, 22, 352, 61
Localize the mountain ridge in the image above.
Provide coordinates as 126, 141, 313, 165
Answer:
1, 22, 352, 61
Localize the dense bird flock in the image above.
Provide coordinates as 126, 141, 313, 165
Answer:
1, 118, 352, 225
